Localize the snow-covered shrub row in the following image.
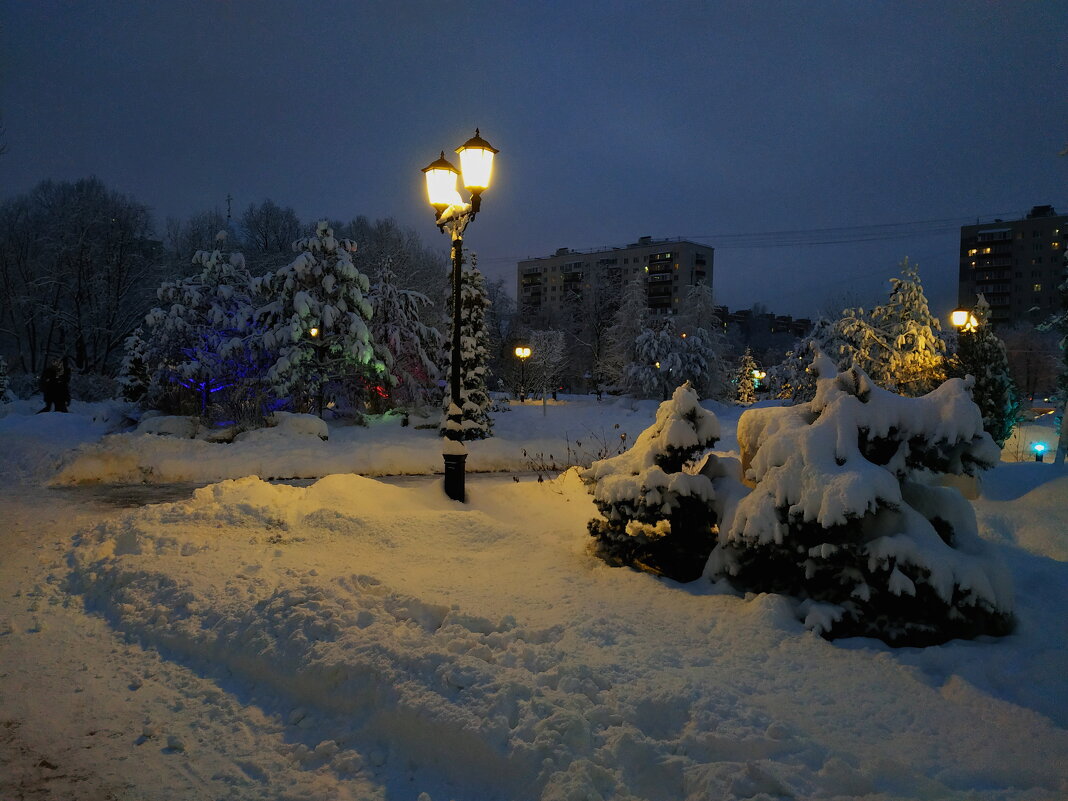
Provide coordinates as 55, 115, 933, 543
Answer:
582, 382, 735, 582
708, 355, 1014, 646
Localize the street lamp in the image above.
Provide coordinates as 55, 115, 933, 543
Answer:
514, 345, 531, 402
950, 309, 978, 332
422, 129, 499, 502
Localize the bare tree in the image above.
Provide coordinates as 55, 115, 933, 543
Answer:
0, 178, 162, 375
239, 199, 302, 259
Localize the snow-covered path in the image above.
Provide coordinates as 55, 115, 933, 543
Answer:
2, 400, 1067, 800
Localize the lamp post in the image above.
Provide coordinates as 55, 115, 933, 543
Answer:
308, 326, 326, 418
422, 129, 499, 502
514, 345, 531, 402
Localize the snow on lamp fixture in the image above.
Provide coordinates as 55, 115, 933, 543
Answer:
1033, 442, 1047, 462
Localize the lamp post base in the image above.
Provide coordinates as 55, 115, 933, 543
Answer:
444, 452, 467, 502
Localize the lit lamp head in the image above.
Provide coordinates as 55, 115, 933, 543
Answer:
950, 309, 978, 332
456, 129, 498, 211
422, 151, 462, 215
514, 345, 531, 359
309, 327, 319, 338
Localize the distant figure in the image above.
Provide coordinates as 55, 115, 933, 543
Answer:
37, 357, 71, 413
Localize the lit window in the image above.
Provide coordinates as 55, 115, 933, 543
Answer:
967, 248, 978, 256
1053, 242, 1061, 249
1033, 283, 1042, 292
970, 261, 977, 267
981, 247, 992, 254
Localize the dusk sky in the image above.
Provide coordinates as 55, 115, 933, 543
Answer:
2, 1, 1065, 319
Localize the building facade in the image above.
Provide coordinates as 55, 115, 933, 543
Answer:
517, 236, 713, 327
958, 206, 1067, 328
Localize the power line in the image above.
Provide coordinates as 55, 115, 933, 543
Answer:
475, 208, 1067, 266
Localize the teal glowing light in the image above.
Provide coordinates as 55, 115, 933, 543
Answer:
1033, 442, 1047, 453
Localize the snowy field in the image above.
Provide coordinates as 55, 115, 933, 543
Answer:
1, 395, 1066, 801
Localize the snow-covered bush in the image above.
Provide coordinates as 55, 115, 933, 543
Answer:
582, 382, 726, 582
708, 354, 1014, 646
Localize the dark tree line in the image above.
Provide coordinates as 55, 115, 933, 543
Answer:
0, 177, 463, 386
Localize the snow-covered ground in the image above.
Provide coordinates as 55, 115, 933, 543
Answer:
1, 395, 1066, 800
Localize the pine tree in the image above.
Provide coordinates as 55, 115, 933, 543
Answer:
368, 266, 444, 411
117, 327, 150, 402
1038, 247, 1068, 463
604, 276, 648, 392
954, 295, 1020, 447
836, 258, 947, 396
677, 284, 731, 399
254, 221, 378, 417
735, 347, 758, 405
132, 238, 260, 417
768, 318, 849, 404
583, 381, 726, 582
624, 318, 717, 400
0, 354, 11, 403
439, 253, 493, 440
709, 355, 1013, 646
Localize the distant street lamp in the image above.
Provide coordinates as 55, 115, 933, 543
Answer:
514, 345, 531, 402
422, 129, 499, 502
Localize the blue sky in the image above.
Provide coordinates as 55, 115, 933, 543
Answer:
2, 1, 1065, 318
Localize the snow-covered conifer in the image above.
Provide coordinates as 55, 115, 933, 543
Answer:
767, 318, 843, 403
604, 276, 648, 392
253, 221, 378, 417
368, 266, 444, 410
1039, 248, 1068, 463
583, 381, 730, 581
625, 318, 713, 400
117, 327, 150, 402
836, 259, 947, 396
734, 347, 758, 405
677, 284, 730, 399
134, 240, 259, 417
954, 295, 1020, 447
439, 253, 493, 439
708, 355, 1013, 646
0, 354, 11, 403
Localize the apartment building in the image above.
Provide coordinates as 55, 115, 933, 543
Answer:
517, 236, 713, 326
958, 205, 1067, 328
